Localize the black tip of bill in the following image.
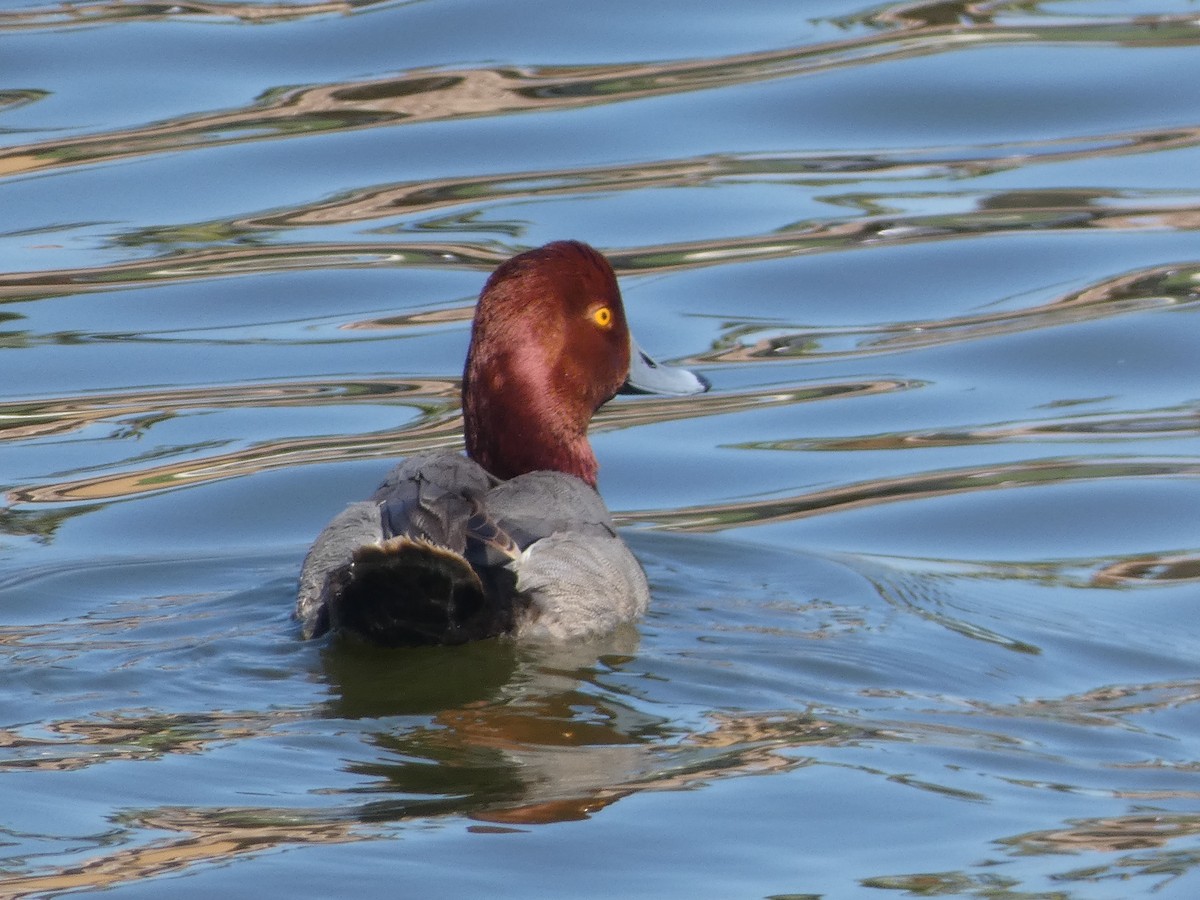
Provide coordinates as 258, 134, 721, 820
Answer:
620, 338, 710, 396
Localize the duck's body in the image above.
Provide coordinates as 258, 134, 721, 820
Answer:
296, 452, 648, 645
297, 241, 705, 646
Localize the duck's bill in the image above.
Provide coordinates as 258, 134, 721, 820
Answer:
620, 338, 710, 396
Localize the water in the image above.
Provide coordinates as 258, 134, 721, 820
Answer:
2, 1, 1199, 896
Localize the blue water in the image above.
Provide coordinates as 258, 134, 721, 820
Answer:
2, 1, 1200, 897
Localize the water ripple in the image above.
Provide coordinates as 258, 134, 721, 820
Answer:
627, 457, 1200, 533
4, 209, 1200, 303
4, 380, 906, 503
5, 6, 1200, 178
4, 2, 1200, 896
0, 0, 381, 31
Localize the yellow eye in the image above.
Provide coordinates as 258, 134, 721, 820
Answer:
591, 306, 613, 328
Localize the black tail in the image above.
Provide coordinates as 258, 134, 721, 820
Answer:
325, 538, 512, 646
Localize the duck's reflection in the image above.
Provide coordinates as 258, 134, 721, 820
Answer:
321, 627, 691, 824
314, 534, 882, 826
320, 634, 524, 718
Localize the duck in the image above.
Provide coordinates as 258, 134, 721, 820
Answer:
296, 240, 708, 646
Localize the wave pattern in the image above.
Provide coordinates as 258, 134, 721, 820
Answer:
2, 0, 1200, 896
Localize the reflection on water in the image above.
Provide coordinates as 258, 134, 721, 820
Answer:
630, 457, 1200, 535
2, 541, 1196, 894
4, 0, 1200, 178
4, 379, 911, 502
0, 631, 853, 894
3, 0, 1200, 896
0, 0, 381, 30
5, 185, 1200, 297
5, 253, 1196, 505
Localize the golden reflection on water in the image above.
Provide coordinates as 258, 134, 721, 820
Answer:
789, 405, 1200, 453
1036, 813, 1200, 846
0, 241, 502, 299
5, 660, 1196, 894
0, 806, 365, 898
2, 2, 1200, 182
0, 0, 371, 31
0, 634, 859, 893
3, 197, 1200, 301
0, 712, 816, 897
151, 147, 1200, 237
704, 262, 1200, 362
1092, 551, 1200, 586
862, 811, 1200, 894
0, 379, 443, 441
3, 0, 1200, 38
4, 1, 1200, 896
0, 709, 301, 772
626, 458, 1200, 532
4, 267, 1197, 515
2, 380, 905, 503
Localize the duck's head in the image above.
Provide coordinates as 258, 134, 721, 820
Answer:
463, 240, 707, 487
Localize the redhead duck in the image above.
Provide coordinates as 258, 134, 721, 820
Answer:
297, 241, 707, 646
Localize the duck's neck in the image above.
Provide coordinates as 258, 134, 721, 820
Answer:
463, 350, 600, 488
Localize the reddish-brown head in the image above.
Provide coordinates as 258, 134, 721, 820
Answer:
462, 241, 633, 487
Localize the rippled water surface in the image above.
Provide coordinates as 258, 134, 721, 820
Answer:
3, 1, 1200, 896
